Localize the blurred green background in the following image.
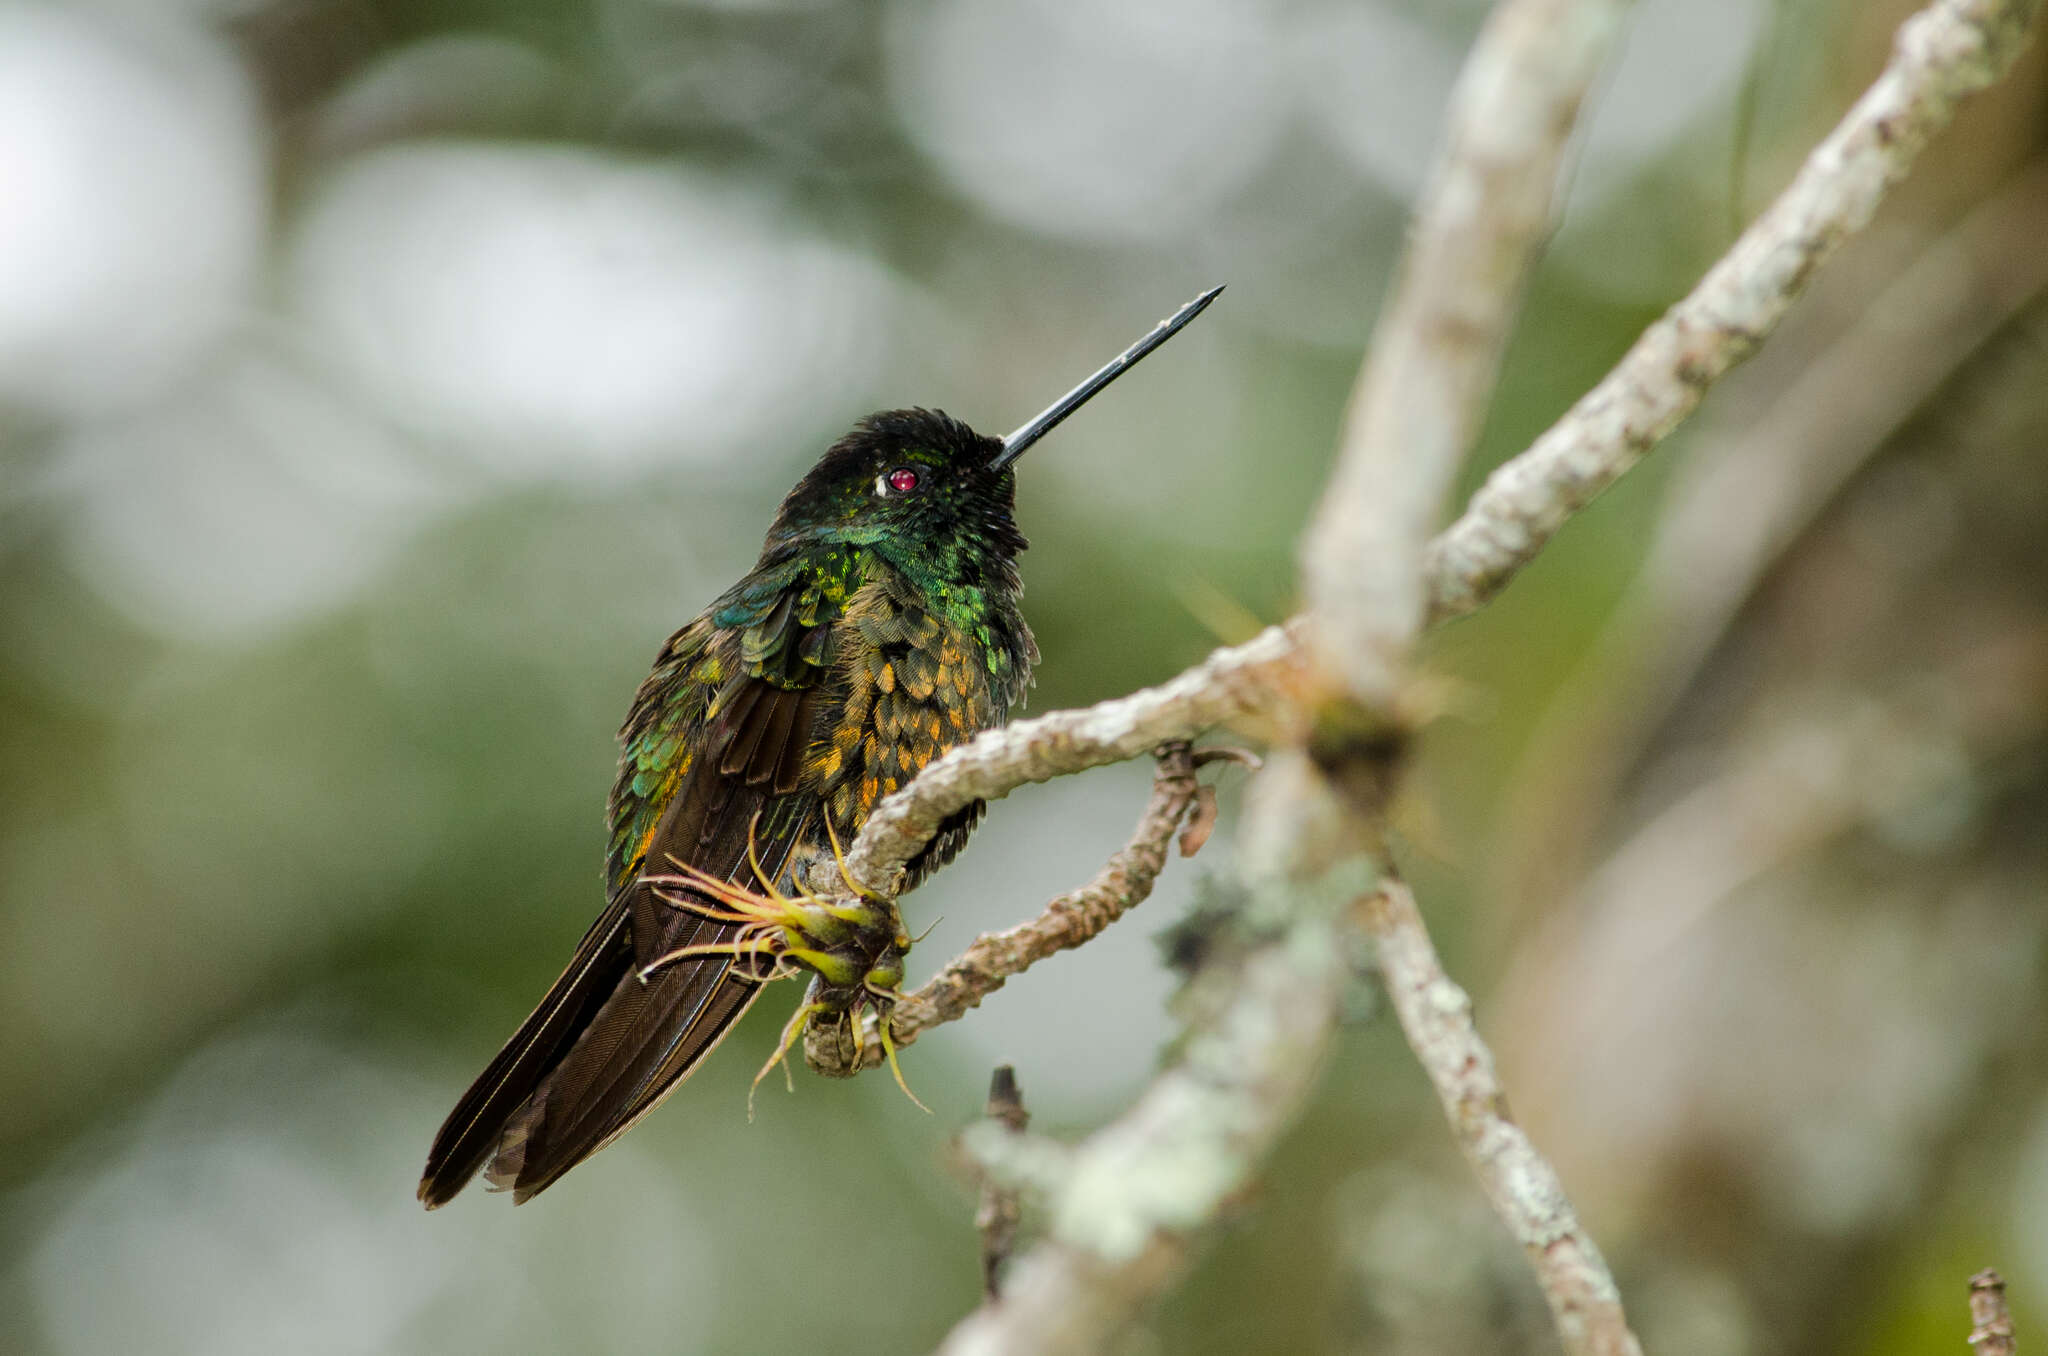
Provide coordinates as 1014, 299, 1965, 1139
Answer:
2, 0, 2045, 1352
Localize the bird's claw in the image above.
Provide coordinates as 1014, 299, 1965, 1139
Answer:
638, 813, 923, 1110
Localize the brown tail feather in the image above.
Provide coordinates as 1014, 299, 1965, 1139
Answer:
420, 673, 821, 1207
491, 968, 765, 1203
417, 897, 634, 1209
419, 892, 765, 1208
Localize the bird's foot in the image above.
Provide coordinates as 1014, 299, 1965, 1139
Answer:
638, 877, 920, 1114
638, 815, 922, 1110
747, 998, 827, 1120
804, 958, 928, 1112
641, 841, 908, 975
639, 808, 905, 976
747, 962, 926, 1117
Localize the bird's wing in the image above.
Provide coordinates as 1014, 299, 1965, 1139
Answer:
419, 565, 840, 1206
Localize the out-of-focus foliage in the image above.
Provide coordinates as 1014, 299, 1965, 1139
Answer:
0, 1, 2042, 1352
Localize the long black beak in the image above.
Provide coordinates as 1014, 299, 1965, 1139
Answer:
992, 284, 1224, 470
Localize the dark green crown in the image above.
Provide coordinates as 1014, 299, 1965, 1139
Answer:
763, 409, 1026, 572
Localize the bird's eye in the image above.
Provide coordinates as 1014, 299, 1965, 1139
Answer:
884, 467, 919, 494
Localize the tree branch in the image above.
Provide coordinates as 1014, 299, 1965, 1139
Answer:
1304, 0, 1634, 705
806, 744, 1204, 1076
1492, 154, 2048, 933
1423, 0, 2047, 626
1362, 876, 1643, 1356
893, 743, 1201, 1044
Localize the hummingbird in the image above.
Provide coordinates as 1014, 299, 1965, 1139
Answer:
418, 286, 1222, 1206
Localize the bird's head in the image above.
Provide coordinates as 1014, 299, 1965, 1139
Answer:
763, 407, 1023, 567
759, 285, 1223, 578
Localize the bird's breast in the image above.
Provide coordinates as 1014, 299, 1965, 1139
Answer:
813, 586, 1007, 837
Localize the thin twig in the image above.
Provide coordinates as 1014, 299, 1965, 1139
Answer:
895, 747, 1199, 1043
1497, 155, 2048, 928
1362, 876, 1643, 1356
1424, 0, 2047, 626
974, 1067, 1033, 1301
808, 745, 1202, 1076
1971, 1269, 2017, 1355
